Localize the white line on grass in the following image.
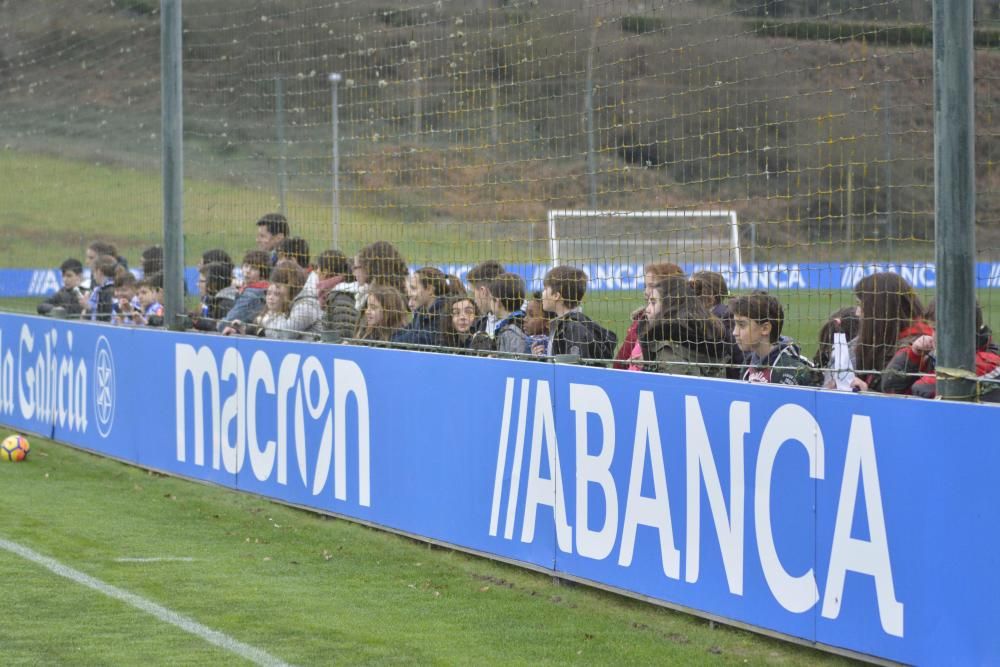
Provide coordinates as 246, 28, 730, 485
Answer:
0, 537, 294, 667
115, 556, 197, 562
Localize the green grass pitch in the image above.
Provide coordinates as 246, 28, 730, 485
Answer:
0, 436, 855, 665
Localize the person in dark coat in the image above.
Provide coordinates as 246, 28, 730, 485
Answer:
37, 258, 85, 317
393, 267, 449, 348
532, 266, 617, 363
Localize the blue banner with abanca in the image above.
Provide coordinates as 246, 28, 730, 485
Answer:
0, 312, 997, 663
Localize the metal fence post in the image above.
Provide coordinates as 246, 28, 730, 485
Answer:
329, 72, 342, 248
161, 0, 185, 330
933, 0, 976, 400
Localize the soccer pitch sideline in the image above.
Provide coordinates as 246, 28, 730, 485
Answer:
0, 436, 853, 665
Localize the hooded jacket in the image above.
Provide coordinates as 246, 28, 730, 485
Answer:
638, 316, 729, 377
742, 339, 822, 386
864, 319, 935, 393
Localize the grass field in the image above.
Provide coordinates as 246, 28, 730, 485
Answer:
0, 436, 856, 665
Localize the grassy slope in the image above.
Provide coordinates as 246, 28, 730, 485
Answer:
0, 437, 855, 665
3, 150, 999, 357
0, 151, 533, 270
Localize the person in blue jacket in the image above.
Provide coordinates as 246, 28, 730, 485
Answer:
393, 266, 449, 348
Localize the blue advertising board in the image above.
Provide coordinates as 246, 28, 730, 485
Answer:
0, 311, 998, 663
6, 262, 1000, 298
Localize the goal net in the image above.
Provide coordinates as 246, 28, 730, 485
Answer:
547, 210, 743, 278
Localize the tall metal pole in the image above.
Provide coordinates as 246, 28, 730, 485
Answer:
933, 0, 976, 400
883, 79, 894, 259
329, 72, 342, 248
276, 75, 287, 215
161, 0, 185, 330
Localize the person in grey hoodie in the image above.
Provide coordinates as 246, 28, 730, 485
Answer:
487, 272, 530, 355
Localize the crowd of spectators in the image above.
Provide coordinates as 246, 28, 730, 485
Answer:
35, 212, 1000, 401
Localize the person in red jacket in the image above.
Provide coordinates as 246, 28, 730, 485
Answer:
613, 262, 684, 370
851, 272, 931, 393
906, 301, 1000, 401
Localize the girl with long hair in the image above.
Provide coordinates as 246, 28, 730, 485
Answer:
638, 275, 729, 376
853, 272, 932, 392
355, 285, 409, 343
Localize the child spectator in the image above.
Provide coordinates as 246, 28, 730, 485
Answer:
440, 296, 479, 351
689, 270, 745, 378
353, 241, 410, 311
112, 272, 140, 325
443, 274, 468, 297
86, 255, 122, 323
614, 262, 684, 370
729, 292, 820, 386
898, 301, 1000, 400
523, 290, 551, 352
316, 249, 359, 341
355, 285, 409, 343
231, 261, 321, 339
251, 282, 295, 339
256, 213, 289, 264
85, 241, 124, 286
141, 245, 163, 277
277, 237, 311, 271
190, 262, 236, 331
533, 266, 617, 362
134, 273, 165, 327
220, 250, 271, 331
200, 249, 239, 302
487, 272, 530, 355
393, 267, 449, 347
689, 270, 730, 316
853, 272, 932, 392
466, 260, 505, 337
814, 306, 862, 389
638, 275, 729, 376
37, 258, 85, 317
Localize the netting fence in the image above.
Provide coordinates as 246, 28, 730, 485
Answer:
1, 0, 998, 396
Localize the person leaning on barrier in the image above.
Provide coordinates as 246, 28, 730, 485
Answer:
84, 255, 122, 323
37, 258, 85, 317
133, 272, 165, 327
227, 261, 321, 340
315, 248, 359, 342
219, 249, 271, 332
637, 275, 728, 377
690, 270, 745, 379
439, 295, 479, 352
393, 266, 450, 348
852, 272, 932, 393
190, 261, 236, 331
532, 266, 617, 363
486, 272, 530, 355
892, 299, 1000, 402
355, 285, 409, 344
729, 292, 821, 386
466, 259, 505, 337
614, 262, 684, 371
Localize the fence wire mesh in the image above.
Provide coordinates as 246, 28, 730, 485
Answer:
1, 0, 998, 396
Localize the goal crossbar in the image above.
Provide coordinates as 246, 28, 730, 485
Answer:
547, 209, 742, 269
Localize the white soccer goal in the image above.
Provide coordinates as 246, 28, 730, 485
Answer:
547, 209, 743, 271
